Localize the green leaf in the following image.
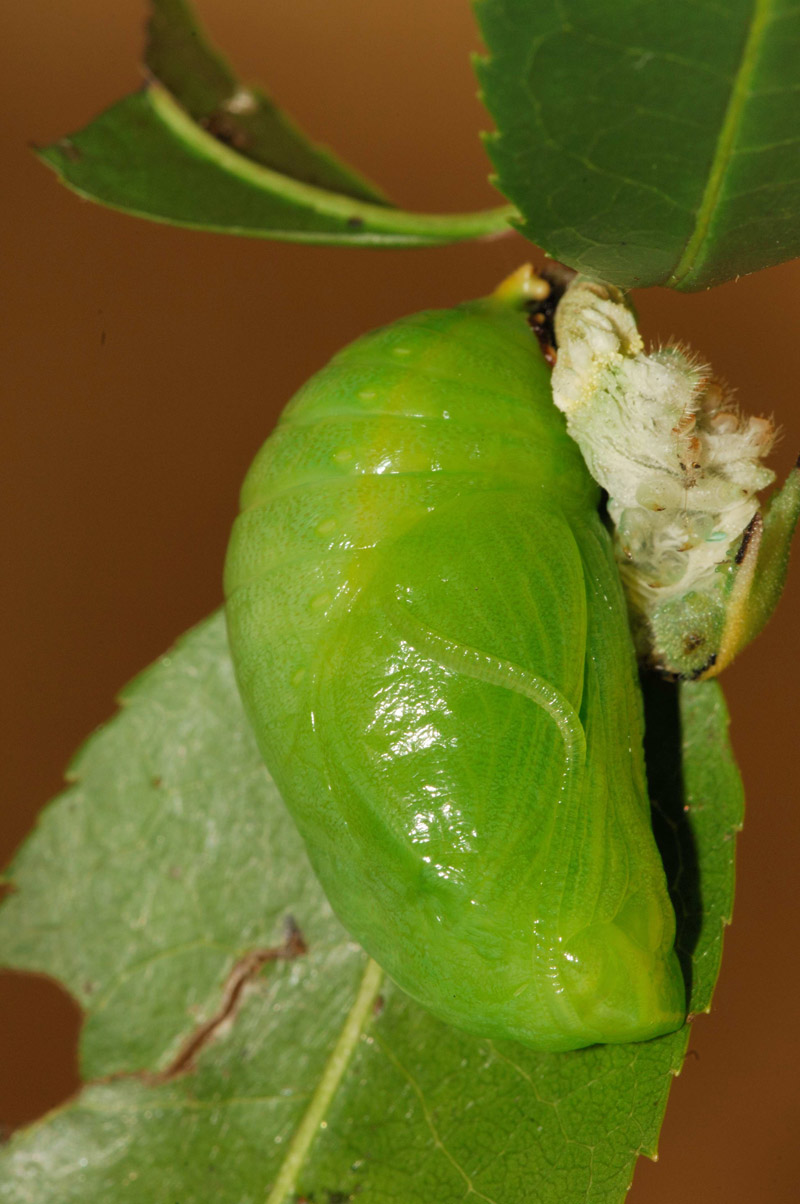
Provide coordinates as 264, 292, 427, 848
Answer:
474, 0, 800, 289
144, 0, 389, 204
37, 0, 512, 247
0, 614, 742, 1203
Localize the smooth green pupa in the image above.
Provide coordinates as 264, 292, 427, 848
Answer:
224, 268, 685, 1051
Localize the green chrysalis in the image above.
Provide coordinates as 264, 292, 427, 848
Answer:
225, 268, 685, 1051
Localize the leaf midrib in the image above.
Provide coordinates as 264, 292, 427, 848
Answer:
264, 957, 384, 1204
666, 0, 773, 287
144, 83, 515, 241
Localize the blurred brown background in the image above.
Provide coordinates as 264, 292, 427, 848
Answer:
2, 1, 799, 1198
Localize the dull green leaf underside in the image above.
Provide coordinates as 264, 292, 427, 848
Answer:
37, 0, 511, 247
0, 612, 743, 1203
474, 0, 800, 289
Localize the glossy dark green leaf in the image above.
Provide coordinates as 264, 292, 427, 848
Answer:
37, 1, 512, 247
474, 0, 800, 289
0, 614, 742, 1203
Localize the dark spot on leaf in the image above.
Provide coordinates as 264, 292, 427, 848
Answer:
283, 915, 308, 959
151, 776, 162, 788
57, 138, 82, 163
688, 652, 717, 681
346, 216, 364, 230
202, 113, 250, 153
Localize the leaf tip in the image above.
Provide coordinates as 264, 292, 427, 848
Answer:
35, 137, 81, 171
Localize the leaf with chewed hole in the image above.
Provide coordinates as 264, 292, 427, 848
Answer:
0, 613, 742, 1203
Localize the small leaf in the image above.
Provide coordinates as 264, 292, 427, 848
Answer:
0, 613, 743, 1202
474, 0, 800, 289
37, 0, 512, 247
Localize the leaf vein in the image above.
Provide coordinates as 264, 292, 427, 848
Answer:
263, 957, 383, 1204
374, 1034, 500, 1204
667, 0, 775, 285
